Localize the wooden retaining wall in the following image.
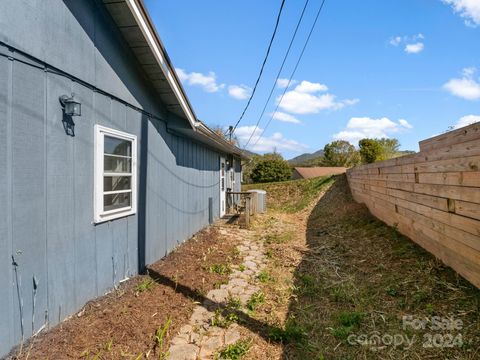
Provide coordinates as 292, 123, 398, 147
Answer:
346, 123, 480, 288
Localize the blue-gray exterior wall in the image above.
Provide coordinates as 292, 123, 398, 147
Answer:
0, 0, 240, 356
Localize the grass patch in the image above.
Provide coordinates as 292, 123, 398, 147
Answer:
243, 176, 334, 213
268, 319, 306, 344
246, 291, 265, 312
211, 309, 238, 328
330, 311, 364, 341
217, 339, 251, 360
135, 278, 154, 293
209, 264, 231, 275
154, 317, 171, 359
257, 270, 271, 283
264, 232, 293, 244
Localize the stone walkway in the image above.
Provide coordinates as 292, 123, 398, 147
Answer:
166, 226, 266, 360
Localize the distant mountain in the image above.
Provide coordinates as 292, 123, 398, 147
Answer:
288, 149, 325, 165
241, 149, 259, 158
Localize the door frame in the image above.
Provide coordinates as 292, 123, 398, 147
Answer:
219, 156, 226, 217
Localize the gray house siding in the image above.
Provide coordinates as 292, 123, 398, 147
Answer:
0, 0, 241, 356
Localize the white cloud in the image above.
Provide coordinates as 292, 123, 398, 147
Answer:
443, 67, 480, 100
175, 68, 224, 93
276, 78, 297, 88
453, 114, 480, 129
277, 81, 358, 115
399, 119, 413, 128
405, 42, 425, 54
235, 126, 308, 153
271, 112, 301, 124
333, 117, 413, 144
294, 80, 328, 93
228, 85, 252, 100
390, 36, 402, 46
443, 0, 480, 26
389, 34, 425, 54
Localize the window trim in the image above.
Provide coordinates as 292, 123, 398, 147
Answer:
94, 125, 137, 223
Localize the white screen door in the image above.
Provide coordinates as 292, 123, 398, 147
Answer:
220, 157, 226, 217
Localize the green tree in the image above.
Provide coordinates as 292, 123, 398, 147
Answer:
358, 138, 383, 163
242, 152, 283, 183
250, 155, 292, 183
323, 140, 360, 167
376, 138, 400, 160
359, 138, 402, 163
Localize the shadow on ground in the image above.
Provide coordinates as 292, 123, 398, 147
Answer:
282, 175, 480, 359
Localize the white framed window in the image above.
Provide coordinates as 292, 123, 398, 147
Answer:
94, 125, 137, 223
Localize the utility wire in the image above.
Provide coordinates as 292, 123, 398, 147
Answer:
242, 0, 310, 149
252, 0, 327, 148
230, 0, 286, 135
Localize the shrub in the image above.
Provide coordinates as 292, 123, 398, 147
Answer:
250, 157, 292, 183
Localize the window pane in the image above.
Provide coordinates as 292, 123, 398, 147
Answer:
104, 192, 131, 212
104, 176, 131, 192
104, 135, 131, 156
104, 155, 131, 173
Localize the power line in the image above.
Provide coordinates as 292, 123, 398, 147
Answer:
252, 0, 327, 149
230, 0, 286, 135
242, 0, 310, 149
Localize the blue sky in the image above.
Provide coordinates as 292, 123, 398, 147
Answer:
145, 0, 480, 159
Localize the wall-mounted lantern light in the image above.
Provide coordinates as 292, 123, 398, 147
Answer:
59, 93, 82, 116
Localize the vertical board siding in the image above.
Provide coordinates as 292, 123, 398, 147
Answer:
72, 81, 97, 308
125, 107, 142, 278
12, 62, 48, 340
0, 55, 14, 356
46, 73, 76, 325
347, 122, 480, 289
0, 0, 238, 355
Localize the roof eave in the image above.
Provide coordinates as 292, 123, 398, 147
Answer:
124, 0, 199, 129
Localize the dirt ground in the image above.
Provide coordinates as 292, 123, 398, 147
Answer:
7, 175, 480, 359
7, 226, 242, 359
240, 175, 480, 360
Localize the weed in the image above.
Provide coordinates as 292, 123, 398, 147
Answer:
217, 339, 251, 360
246, 291, 265, 312
337, 311, 364, 327
209, 264, 231, 275
331, 326, 353, 341
386, 286, 399, 297
136, 278, 154, 293
154, 317, 171, 359
232, 247, 240, 258
413, 290, 430, 304
227, 297, 242, 310
331, 311, 364, 341
264, 232, 293, 244
265, 250, 273, 258
297, 274, 319, 296
238, 264, 246, 272
257, 270, 270, 283
330, 285, 354, 303
268, 319, 306, 343
225, 312, 239, 323
391, 223, 400, 240
104, 339, 113, 352
426, 303, 434, 314
212, 309, 238, 328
